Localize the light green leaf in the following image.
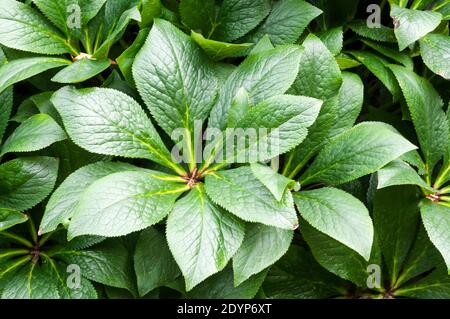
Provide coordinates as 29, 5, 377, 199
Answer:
227, 87, 251, 128
362, 39, 414, 69
133, 19, 218, 140
420, 33, 450, 80
248, 35, 274, 55
134, 227, 180, 297
377, 160, 434, 191
205, 166, 298, 230
0, 0, 75, 54
349, 50, 401, 99
335, 53, 361, 70
0, 208, 28, 231
294, 187, 373, 260
391, 4, 442, 50
420, 201, 450, 272
52, 58, 111, 83
51, 86, 182, 174
166, 185, 245, 291
1, 114, 66, 156
291, 34, 342, 100
388, 64, 448, 171
139, 0, 161, 27
0, 57, 71, 94
209, 45, 303, 130
117, 28, 149, 83
40, 161, 143, 234
0, 157, 59, 212
300, 122, 417, 186
318, 26, 343, 56
242, 0, 322, 46
68, 170, 189, 238
212, 0, 271, 42
191, 31, 252, 61
250, 163, 296, 201
232, 224, 293, 286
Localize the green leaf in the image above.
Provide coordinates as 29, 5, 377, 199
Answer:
0, 157, 59, 212
291, 34, 342, 100
139, 0, 161, 27
318, 26, 343, 56
420, 201, 450, 273
336, 53, 361, 70
0, 114, 66, 156
300, 122, 417, 186
187, 266, 267, 299
117, 28, 149, 83
242, 0, 322, 46
263, 245, 345, 299
0, 87, 13, 143
248, 35, 274, 55
68, 170, 189, 238
348, 20, 396, 42
0, 0, 75, 55
227, 87, 251, 128
134, 227, 180, 297
396, 267, 450, 298
205, 166, 298, 230
232, 223, 293, 286
0, 57, 71, 94
294, 187, 374, 260
191, 31, 252, 61
51, 86, 182, 174
1, 263, 59, 299
166, 185, 245, 291
52, 58, 111, 83
51, 261, 98, 299
209, 45, 303, 130
32, 0, 107, 37
212, 95, 321, 165
250, 163, 296, 201
179, 0, 215, 35
388, 64, 448, 171
57, 239, 135, 292
419, 33, 450, 80
362, 39, 414, 69
211, 0, 271, 42
0, 208, 28, 231
349, 50, 401, 100
299, 220, 369, 287
377, 160, 434, 191
390, 4, 442, 50
40, 161, 143, 234
373, 186, 421, 283
133, 19, 218, 140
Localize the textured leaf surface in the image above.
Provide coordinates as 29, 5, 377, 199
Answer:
294, 187, 373, 260
209, 45, 302, 130
396, 267, 450, 299
242, 0, 322, 46
68, 170, 188, 238
377, 160, 434, 191
318, 26, 343, 56
51, 86, 180, 173
134, 228, 180, 297
191, 31, 252, 61
133, 19, 217, 139
166, 186, 245, 291
52, 58, 111, 84
0, 157, 58, 212
420, 33, 450, 80
205, 166, 298, 229
391, 4, 442, 50
1, 114, 66, 156
349, 20, 396, 42
0, 57, 71, 94
0, 0, 74, 54
232, 224, 293, 286
362, 39, 414, 69
250, 163, 296, 201
421, 201, 450, 272
40, 161, 142, 234
300, 122, 417, 186
179, 0, 215, 34
389, 64, 448, 171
